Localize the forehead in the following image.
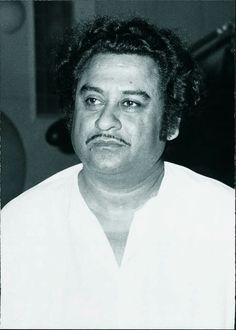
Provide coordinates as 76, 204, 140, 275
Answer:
77, 53, 160, 94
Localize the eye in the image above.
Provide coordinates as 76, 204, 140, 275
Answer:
85, 97, 102, 106
122, 100, 141, 112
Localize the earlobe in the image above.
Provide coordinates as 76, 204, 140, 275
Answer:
167, 118, 181, 141
167, 128, 179, 141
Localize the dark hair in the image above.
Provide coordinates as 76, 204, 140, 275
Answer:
55, 16, 203, 140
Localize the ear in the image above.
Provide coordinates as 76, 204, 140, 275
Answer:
167, 118, 181, 141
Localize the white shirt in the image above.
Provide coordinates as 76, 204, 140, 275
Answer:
1, 162, 235, 329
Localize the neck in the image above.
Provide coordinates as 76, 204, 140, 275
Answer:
78, 160, 165, 213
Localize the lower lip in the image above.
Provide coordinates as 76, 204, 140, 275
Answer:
91, 141, 126, 148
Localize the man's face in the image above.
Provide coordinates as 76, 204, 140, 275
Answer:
72, 53, 166, 177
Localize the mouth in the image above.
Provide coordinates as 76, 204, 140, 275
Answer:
92, 141, 125, 149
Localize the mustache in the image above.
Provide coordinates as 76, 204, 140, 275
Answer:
86, 134, 131, 146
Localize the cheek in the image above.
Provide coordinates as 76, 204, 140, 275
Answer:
73, 110, 91, 139
137, 115, 163, 149
131, 114, 159, 139
71, 115, 86, 152
147, 111, 163, 140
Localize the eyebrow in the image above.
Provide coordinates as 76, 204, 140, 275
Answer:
80, 84, 104, 94
79, 84, 151, 100
122, 90, 150, 100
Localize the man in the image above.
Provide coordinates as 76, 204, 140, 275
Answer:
1, 17, 234, 329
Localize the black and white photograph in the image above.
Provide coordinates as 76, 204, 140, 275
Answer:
1, 0, 235, 328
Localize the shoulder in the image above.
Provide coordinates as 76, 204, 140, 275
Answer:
1, 164, 82, 224
164, 161, 234, 199
163, 161, 235, 242
163, 162, 234, 232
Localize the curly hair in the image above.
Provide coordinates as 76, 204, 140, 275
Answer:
55, 16, 203, 140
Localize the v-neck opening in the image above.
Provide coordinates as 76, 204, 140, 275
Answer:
69, 177, 139, 271
104, 230, 129, 267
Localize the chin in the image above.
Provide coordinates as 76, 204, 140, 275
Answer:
86, 154, 127, 174
92, 161, 122, 174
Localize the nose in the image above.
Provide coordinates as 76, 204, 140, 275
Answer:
95, 105, 122, 131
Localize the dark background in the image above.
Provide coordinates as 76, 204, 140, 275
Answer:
1, 0, 234, 207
